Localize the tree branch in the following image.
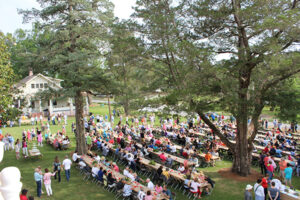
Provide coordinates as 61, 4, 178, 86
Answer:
195, 109, 235, 151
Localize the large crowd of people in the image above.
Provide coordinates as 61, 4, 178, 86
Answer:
0, 110, 299, 199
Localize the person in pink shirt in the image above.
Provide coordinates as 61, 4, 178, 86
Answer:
266, 161, 274, 181
43, 168, 56, 196
37, 132, 43, 147
113, 162, 119, 172
159, 153, 167, 162
155, 184, 163, 194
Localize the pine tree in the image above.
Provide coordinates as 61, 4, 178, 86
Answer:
20, 0, 114, 154
133, 0, 300, 176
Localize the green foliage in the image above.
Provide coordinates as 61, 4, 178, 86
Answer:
0, 32, 15, 113
0, 107, 22, 124
19, 0, 114, 96
107, 21, 149, 115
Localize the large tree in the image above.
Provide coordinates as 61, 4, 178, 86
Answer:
21, 0, 114, 154
133, 0, 300, 176
107, 21, 149, 115
0, 32, 15, 115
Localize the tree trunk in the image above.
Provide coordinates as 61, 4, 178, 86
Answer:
123, 100, 130, 116
232, 119, 251, 176
87, 93, 93, 105
108, 96, 112, 123
75, 90, 87, 155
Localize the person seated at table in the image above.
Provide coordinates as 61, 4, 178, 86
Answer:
107, 172, 116, 187
72, 151, 80, 163
159, 152, 167, 163
94, 153, 100, 163
190, 178, 202, 199
138, 189, 146, 200
178, 164, 185, 173
145, 190, 154, 200
205, 151, 212, 163
166, 155, 173, 167
97, 167, 104, 182
123, 179, 133, 199
162, 185, 173, 200
155, 183, 163, 194
162, 168, 170, 182
78, 159, 87, 169
146, 178, 155, 190
263, 146, 269, 154
91, 163, 99, 177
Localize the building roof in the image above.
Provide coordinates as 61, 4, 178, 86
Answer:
14, 75, 36, 88
14, 73, 63, 89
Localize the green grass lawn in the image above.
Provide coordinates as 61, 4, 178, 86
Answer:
0, 105, 299, 199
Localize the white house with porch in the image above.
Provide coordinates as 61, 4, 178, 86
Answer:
14, 70, 88, 117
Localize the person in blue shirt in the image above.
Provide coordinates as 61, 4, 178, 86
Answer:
275, 149, 282, 158
34, 168, 43, 197
284, 163, 293, 188
97, 167, 104, 182
162, 185, 173, 200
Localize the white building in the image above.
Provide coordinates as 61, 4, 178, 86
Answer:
14, 70, 88, 117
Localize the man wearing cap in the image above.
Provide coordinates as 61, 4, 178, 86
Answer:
245, 184, 253, 200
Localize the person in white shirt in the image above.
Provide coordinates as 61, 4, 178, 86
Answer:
94, 154, 101, 163
72, 151, 80, 163
91, 164, 99, 177
170, 145, 177, 153
127, 171, 135, 181
123, 167, 130, 177
178, 164, 185, 173
272, 179, 283, 191
137, 189, 146, 200
62, 155, 72, 182
146, 178, 154, 190
254, 179, 265, 200
190, 178, 202, 198
78, 160, 86, 169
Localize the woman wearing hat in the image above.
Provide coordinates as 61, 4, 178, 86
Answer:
245, 184, 253, 200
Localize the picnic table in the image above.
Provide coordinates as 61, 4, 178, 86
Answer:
28, 149, 42, 159
81, 155, 169, 200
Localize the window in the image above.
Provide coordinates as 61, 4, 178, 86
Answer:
40, 83, 43, 88
36, 84, 39, 88
44, 83, 48, 88
31, 84, 35, 88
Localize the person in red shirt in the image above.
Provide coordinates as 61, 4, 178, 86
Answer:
261, 176, 268, 198
266, 160, 274, 181
20, 189, 28, 200
263, 146, 269, 154
159, 152, 167, 162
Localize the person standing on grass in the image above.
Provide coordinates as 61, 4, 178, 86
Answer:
37, 129, 43, 147
266, 161, 274, 181
268, 182, 280, 200
245, 184, 253, 200
43, 168, 56, 196
34, 168, 43, 198
254, 179, 265, 200
284, 163, 293, 188
53, 156, 61, 182
22, 138, 28, 157
62, 155, 72, 182
15, 139, 21, 160
278, 157, 287, 181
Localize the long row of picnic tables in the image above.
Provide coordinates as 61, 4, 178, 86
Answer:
191, 127, 297, 165
81, 154, 169, 200
196, 127, 296, 156
105, 138, 211, 191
